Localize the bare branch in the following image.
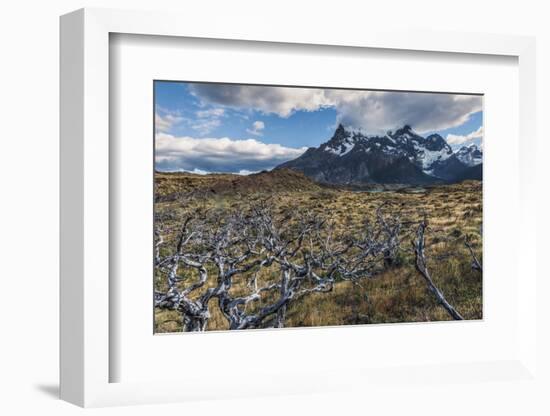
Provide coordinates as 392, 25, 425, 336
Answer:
413, 220, 464, 320
156, 203, 460, 331
465, 239, 482, 273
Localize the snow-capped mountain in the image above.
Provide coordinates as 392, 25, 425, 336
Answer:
455, 144, 483, 167
276, 124, 482, 186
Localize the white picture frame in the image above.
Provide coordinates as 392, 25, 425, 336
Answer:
60, 7, 538, 408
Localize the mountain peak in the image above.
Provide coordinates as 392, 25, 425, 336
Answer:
335, 123, 347, 134
458, 143, 480, 152
392, 124, 416, 138
427, 133, 443, 141
455, 144, 483, 166
424, 133, 452, 152
275, 123, 482, 185
328, 123, 351, 144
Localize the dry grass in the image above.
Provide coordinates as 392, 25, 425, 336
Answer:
154, 172, 482, 333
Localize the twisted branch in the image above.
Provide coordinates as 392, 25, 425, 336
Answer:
412, 220, 464, 320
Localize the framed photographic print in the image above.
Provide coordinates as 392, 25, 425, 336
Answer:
60, 7, 538, 408
153, 81, 483, 333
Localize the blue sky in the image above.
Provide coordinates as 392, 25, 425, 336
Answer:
155, 81, 483, 173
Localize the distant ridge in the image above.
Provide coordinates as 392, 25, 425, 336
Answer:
276, 124, 482, 186
155, 168, 323, 201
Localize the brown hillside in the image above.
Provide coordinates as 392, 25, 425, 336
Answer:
155, 168, 323, 200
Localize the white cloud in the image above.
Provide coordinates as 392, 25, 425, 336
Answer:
189, 84, 482, 134
190, 107, 226, 135
184, 168, 210, 175
196, 108, 225, 118
237, 169, 257, 175
155, 112, 183, 133
155, 133, 307, 173
175, 168, 258, 176
246, 120, 265, 136
190, 118, 221, 135
446, 126, 483, 146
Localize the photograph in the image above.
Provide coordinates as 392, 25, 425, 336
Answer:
1, 0, 543, 412
153, 81, 483, 333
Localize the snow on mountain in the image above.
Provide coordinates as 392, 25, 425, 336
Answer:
455, 144, 483, 167
324, 134, 356, 156
276, 124, 483, 186
416, 147, 452, 171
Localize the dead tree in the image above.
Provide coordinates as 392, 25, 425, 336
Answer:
244, 208, 340, 329
155, 202, 406, 331
154, 217, 216, 331
168, 206, 336, 330
465, 238, 482, 273
194, 210, 279, 330
215, 204, 404, 329
412, 220, 464, 320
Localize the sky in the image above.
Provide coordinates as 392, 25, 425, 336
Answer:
155, 81, 483, 174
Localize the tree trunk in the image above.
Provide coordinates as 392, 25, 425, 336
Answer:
413, 221, 464, 321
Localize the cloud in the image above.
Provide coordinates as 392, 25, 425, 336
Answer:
237, 169, 257, 175
189, 84, 482, 134
185, 168, 209, 175
328, 91, 482, 134
196, 108, 225, 118
155, 133, 307, 173
190, 107, 225, 135
446, 126, 483, 146
246, 120, 265, 136
190, 118, 221, 135
155, 112, 183, 133
180, 168, 258, 176
189, 84, 331, 118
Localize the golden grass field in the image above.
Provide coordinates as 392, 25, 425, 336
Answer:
154, 170, 482, 332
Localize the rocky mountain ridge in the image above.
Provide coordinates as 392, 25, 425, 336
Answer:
276, 124, 482, 186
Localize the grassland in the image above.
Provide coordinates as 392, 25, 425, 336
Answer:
154, 170, 482, 332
